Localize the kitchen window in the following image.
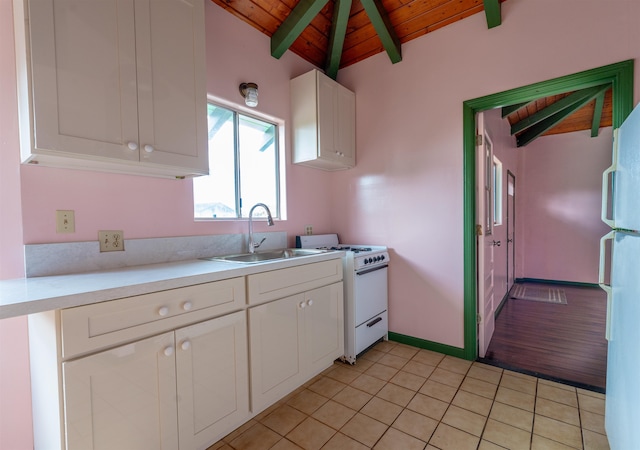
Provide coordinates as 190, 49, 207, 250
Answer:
193, 102, 283, 219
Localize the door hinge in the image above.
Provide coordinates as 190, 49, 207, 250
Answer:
476, 224, 483, 236
476, 134, 483, 146
477, 313, 482, 324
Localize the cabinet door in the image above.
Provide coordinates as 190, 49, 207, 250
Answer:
305, 283, 344, 376
62, 332, 178, 450
134, 0, 208, 174
335, 86, 356, 167
27, 0, 140, 161
176, 311, 249, 449
316, 75, 339, 162
249, 294, 305, 412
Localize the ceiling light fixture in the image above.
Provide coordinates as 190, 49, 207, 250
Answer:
239, 82, 259, 107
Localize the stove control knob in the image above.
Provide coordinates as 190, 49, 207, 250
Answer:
381, 255, 385, 261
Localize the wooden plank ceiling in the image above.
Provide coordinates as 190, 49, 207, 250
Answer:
211, 0, 503, 72
504, 86, 612, 147
211, 0, 613, 143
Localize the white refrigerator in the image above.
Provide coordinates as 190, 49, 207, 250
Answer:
600, 102, 640, 449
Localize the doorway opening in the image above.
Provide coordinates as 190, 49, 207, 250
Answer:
461, 60, 634, 363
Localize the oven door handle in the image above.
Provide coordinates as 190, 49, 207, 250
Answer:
366, 316, 383, 327
356, 264, 388, 276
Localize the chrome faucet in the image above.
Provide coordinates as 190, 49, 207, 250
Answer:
248, 203, 274, 253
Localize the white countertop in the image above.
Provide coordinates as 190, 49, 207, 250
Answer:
0, 252, 343, 320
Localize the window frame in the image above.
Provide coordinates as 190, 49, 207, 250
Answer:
492, 155, 503, 227
193, 98, 285, 221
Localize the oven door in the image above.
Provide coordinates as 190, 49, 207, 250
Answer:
354, 265, 388, 326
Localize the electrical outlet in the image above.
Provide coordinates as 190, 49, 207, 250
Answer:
98, 230, 125, 252
56, 210, 75, 233
305, 225, 313, 235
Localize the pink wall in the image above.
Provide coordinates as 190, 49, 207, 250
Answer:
19, 3, 332, 246
0, 1, 33, 448
2, 0, 640, 443
520, 129, 613, 283
334, 0, 640, 347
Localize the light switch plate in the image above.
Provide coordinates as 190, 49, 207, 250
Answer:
98, 230, 125, 252
56, 210, 75, 233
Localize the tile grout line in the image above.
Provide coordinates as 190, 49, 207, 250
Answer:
216, 341, 607, 450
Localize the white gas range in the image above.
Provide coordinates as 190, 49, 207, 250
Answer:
296, 234, 389, 364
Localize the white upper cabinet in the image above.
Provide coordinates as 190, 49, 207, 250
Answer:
13, 0, 208, 178
291, 69, 355, 170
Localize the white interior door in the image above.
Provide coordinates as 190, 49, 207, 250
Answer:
476, 113, 497, 358
506, 171, 516, 291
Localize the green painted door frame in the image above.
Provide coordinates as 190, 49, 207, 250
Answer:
461, 60, 635, 360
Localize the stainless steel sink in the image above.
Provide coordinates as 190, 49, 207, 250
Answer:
201, 248, 327, 264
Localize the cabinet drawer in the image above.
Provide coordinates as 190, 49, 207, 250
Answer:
247, 259, 343, 305
356, 311, 388, 356
61, 277, 245, 358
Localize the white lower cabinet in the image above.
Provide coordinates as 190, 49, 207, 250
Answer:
176, 311, 248, 450
62, 332, 180, 450
249, 282, 344, 412
305, 284, 345, 375
29, 259, 345, 449
61, 311, 248, 450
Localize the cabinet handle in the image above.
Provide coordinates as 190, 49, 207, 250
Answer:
307, 299, 314, 306
181, 340, 191, 351
144, 144, 154, 153
127, 142, 138, 151
182, 301, 193, 311
163, 346, 174, 357
299, 301, 306, 309
158, 306, 169, 317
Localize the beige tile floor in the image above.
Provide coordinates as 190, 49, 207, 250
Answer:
208, 340, 610, 450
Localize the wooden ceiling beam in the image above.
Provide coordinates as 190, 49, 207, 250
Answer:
516, 85, 610, 147
325, 0, 352, 79
501, 102, 529, 118
360, 0, 402, 64
511, 85, 608, 136
271, 0, 331, 59
483, 0, 501, 29
591, 90, 606, 137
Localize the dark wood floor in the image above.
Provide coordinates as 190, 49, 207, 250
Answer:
480, 281, 608, 392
